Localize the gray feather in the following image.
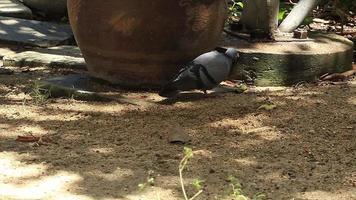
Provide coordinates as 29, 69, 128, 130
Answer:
159, 48, 239, 97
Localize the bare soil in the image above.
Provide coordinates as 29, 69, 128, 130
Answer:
0, 66, 355, 200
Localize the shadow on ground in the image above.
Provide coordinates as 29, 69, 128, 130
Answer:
0, 69, 355, 200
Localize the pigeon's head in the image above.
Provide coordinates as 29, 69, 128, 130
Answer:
225, 48, 239, 64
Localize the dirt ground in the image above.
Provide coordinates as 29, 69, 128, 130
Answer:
0, 3, 354, 199
0, 66, 355, 200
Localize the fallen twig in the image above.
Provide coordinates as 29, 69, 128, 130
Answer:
16, 135, 40, 143
16, 135, 52, 146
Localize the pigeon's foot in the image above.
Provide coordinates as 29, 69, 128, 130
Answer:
159, 90, 180, 98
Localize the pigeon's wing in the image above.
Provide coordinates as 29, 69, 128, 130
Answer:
193, 52, 232, 86
188, 63, 218, 90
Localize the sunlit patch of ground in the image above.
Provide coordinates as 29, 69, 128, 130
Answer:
0, 70, 355, 199
0, 152, 89, 200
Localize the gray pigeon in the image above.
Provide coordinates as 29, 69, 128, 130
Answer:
159, 47, 239, 97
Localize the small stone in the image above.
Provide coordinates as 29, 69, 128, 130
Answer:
0, 67, 14, 75
0, 0, 32, 19
301, 187, 308, 192
37, 74, 119, 102
3, 46, 86, 69
167, 125, 191, 144
22, 0, 67, 16
293, 30, 308, 39
0, 16, 73, 47
252, 57, 260, 61
313, 18, 330, 24
209, 168, 215, 173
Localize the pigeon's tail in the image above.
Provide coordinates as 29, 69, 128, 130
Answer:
159, 82, 180, 98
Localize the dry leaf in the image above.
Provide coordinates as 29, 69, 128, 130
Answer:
16, 135, 40, 143
258, 104, 277, 111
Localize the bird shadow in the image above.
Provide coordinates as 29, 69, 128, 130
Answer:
158, 91, 241, 105
158, 92, 216, 105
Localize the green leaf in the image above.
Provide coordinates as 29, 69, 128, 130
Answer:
236, 84, 248, 93
253, 193, 267, 200
302, 16, 313, 26
191, 179, 204, 191
235, 195, 249, 200
236, 2, 244, 9
138, 183, 146, 190
278, 10, 287, 22
258, 104, 277, 111
183, 147, 193, 158
147, 177, 155, 186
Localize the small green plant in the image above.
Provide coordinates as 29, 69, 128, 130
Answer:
258, 103, 277, 111
191, 179, 204, 191
228, 175, 249, 200
179, 147, 203, 200
228, 0, 244, 18
278, 1, 294, 23
138, 170, 155, 190
30, 82, 51, 104
253, 193, 267, 200
228, 175, 266, 200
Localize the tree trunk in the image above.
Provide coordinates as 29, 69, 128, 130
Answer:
279, 0, 319, 32
241, 0, 279, 39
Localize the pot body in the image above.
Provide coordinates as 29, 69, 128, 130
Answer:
23, 0, 67, 15
68, 0, 227, 88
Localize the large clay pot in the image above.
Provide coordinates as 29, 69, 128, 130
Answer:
68, 0, 227, 88
22, 0, 67, 15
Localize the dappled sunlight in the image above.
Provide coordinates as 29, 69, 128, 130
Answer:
193, 149, 213, 160
0, 62, 355, 200
209, 117, 251, 131
4, 92, 32, 102
0, 152, 92, 200
262, 171, 287, 183
0, 123, 52, 138
0, 123, 10, 129
20, 125, 51, 136
244, 126, 282, 141
19, 26, 45, 37
0, 104, 86, 123
296, 189, 356, 200
348, 96, 356, 105
45, 102, 131, 115
209, 115, 282, 141
0, 172, 90, 200
0, 152, 46, 180
257, 88, 323, 97
125, 186, 179, 200
248, 86, 291, 93
86, 167, 134, 182
234, 158, 258, 166
1, 18, 19, 25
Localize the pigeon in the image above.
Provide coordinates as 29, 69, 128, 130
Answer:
159, 47, 239, 97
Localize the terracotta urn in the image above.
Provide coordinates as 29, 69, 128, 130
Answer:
67, 0, 227, 88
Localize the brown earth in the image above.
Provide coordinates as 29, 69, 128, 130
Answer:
0, 67, 355, 200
